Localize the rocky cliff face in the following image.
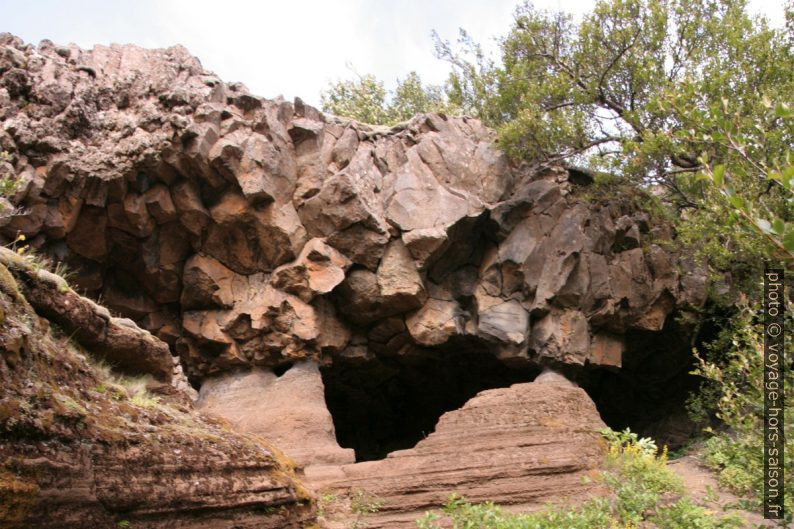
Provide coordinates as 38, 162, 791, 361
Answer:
1, 34, 708, 528
0, 33, 705, 375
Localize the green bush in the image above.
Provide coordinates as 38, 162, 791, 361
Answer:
320, 71, 453, 125
690, 301, 794, 521
0, 150, 20, 204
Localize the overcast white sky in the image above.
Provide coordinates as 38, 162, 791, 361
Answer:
1, 0, 785, 107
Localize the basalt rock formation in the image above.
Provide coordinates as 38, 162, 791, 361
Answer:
0, 34, 710, 528
0, 33, 706, 377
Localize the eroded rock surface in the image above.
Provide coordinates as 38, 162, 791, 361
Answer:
0, 260, 312, 529
0, 246, 178, 383
196, 361, 355, 467
307, 381, 607, 529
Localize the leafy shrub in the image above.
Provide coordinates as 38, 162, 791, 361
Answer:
651, 497, 741, 529
690, 301, 793, 521
350, 489, 384, 515
598, 427, 658, 457
321, 71, 452, 125
349, 488, 384, 529
0, 150, 20, 206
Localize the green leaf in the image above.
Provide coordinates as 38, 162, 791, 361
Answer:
784, 229, 794, 252
774, 102, 792, 119
771, 218, 785, 235
712, 165, 725, 187
729, 195, 744, 209
695, 171, 710, 182
782, 166, 794, 190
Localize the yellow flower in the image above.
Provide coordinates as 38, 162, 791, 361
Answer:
16, 246, 27, 255
16, 234, 26, 242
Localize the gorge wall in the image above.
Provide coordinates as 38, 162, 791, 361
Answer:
0, 34, 709, 528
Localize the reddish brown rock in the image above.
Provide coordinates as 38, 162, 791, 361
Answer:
590, 332, 625, 367
143, 184, 178, 224
2, 202, 47, 237
181, 254, 236, 309
531, 309, 590, 365
172, 179, 210, 237
235, 132, 297, 203
0, 247, 173, 382
376, 239, 426, 306
401, 225, 448, 268
271, 238, 351, 302
204, 192, 305, 274
406, 298, 459, 346
197, 361, 355, 467
0, 261, 312, 529
65, 206, 107, 261
307, 382, 607, 529
43, 194, 83, 238
122, 192, 156, 237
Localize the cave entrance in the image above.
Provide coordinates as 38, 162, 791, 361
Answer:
321, 339, 541, 462
579, 312, 710, 449
321, 312, 709, 462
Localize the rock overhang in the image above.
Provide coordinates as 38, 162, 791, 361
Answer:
0, 32, 708, 432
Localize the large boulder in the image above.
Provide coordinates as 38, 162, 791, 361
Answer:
305, 381, 607, 529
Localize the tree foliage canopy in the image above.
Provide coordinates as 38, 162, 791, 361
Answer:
439, 0, 792, 189
320, 71, 450, 125
322, 0, 793, 271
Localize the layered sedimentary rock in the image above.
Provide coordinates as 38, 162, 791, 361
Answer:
196, 361, 355, 467
0, 257, 312, 529
308, 380, 607, 529
0, 246, 179, 384
0, 34, 707, 385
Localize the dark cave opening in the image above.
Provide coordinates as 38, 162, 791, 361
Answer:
321, 338, 541, 462
322, 312, 711, 463
579, 313, 709, 449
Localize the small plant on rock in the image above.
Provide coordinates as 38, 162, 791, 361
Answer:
349, 489, 384, 529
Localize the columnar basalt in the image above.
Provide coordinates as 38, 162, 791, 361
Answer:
0, 34, 706, 384
1, 34, 710, 528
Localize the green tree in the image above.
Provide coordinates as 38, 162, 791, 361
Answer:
390, 72, 449, 123
436, 0, 793, 287
437, 0, 793, 200
320, 73, 392, 125
321, 70, 453, 125
679, 102, 794, 271
690, 300, 793, 520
